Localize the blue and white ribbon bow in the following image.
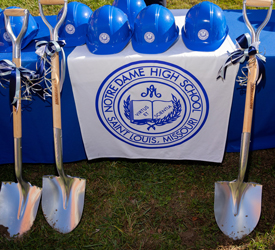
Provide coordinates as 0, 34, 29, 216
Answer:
0, 59, 46, 111
217, 33, 266, 86
35, 40, 66, 93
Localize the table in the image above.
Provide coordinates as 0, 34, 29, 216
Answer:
68, 10, 239, 163
0, 9, 274, 164
223, 10, 275, 152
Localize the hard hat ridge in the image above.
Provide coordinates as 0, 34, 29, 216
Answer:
132, 4, 179, 54
182, 1, 229, 52
86, 5, 132, 55
0, 6, 39, 52
57, 1, 93, 47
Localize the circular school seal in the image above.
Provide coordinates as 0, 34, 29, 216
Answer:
99, 33, 110, 44
198, 29, 209, 41
96, 60, 209, 149
65, 24, 75, 34
3, 32, 11, 42
144, 32, 155, 43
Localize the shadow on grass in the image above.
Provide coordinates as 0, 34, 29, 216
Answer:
0, 149, 275, 249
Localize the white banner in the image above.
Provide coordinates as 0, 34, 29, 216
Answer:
68, 12, 239, 163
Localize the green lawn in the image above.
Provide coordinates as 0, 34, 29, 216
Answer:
0, 0, 244, 16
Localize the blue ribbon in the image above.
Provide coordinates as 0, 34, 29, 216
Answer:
35, 40, 66, 93
217, 33, 266, 85
0, 59, 46, 110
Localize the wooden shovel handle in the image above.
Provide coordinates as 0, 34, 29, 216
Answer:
246, 0, 272, 7
51, 53, 62, 129
242, 56, 258, 133
4, 9, 26, 16
39, 0, 65, 5
13, 58, 22, 139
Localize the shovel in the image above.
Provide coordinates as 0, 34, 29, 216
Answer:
38, 0, 86, 234
0, 9, 42, 238
214, 0, 272, 240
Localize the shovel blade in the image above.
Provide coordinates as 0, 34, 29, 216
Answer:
214, 181, 262, 240
0, 182, 42, 238
42, 175, 86, 233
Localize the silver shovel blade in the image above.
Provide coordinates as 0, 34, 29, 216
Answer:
0, 182, 42, 237
42, 175, 86, 233
214, 181, 262, 240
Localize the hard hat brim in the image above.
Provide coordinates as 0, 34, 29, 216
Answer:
182, 25, 229, 52
86, 34, 132, 55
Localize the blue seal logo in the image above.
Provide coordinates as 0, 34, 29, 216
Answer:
3, 32, 11, 42
99, 33, 110, 44
65, 24, 75, 34
144, 32, 155, 43
198, 29, 209, 41
96, 60, 209, 149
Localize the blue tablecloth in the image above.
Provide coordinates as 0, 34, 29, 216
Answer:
0, 10, 274, 164
0, 15, 86, 164
224, 10, 275, 152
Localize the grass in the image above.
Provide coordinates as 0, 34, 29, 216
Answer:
0, 0, 245, 16
1, 0, 275, 249
1, 150, 275, 249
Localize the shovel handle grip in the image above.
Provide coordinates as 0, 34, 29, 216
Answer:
245, 0, 272, 7
4, 9, 27, 16
13, 58, 22, 138
39, 0, 65, 5
51, 53, 62, 129
242, 56, 257, 133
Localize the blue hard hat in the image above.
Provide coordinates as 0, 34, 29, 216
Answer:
0, 6, 39, 52
132, 4, 179, 54
86, 5, 132, 55
57, 1, 93, 47
182, 1, 229, 51
112, 0, 146, 30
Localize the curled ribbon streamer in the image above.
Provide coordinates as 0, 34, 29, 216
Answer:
236, 56, 265, 87
10, 69, 20, 111
217, 33, 266, 86
0, 59, 46, 110
35, 40, 66, 93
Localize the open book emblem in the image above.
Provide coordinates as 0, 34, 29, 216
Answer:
96, 61, 209, 149
124, 85, 181, 131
